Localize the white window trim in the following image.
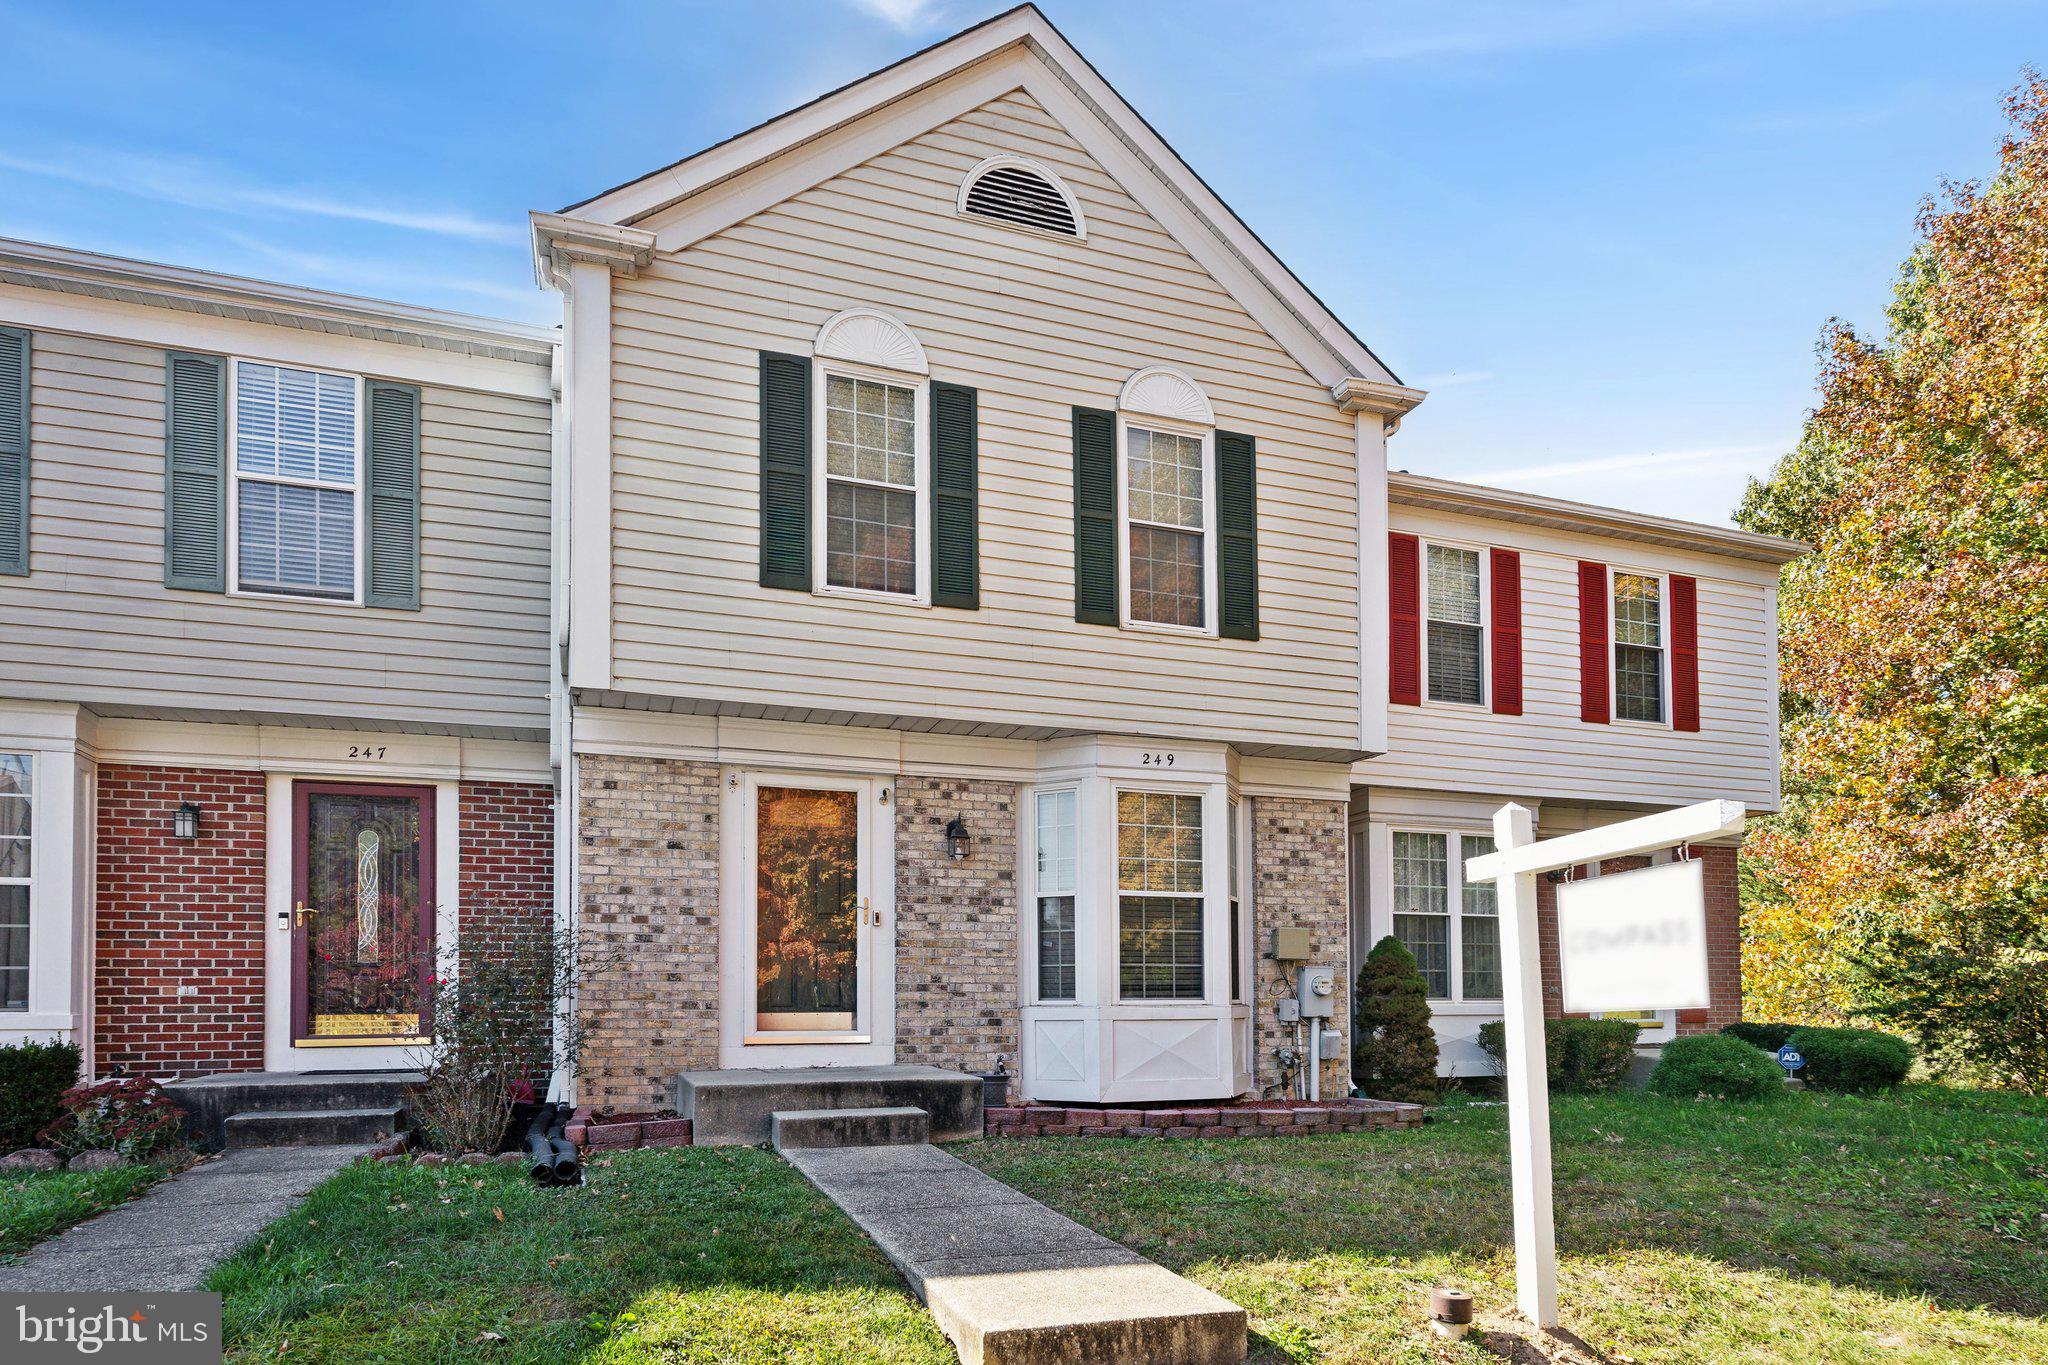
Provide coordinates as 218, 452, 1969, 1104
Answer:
809, 356, 932, 607
1228, 794, 1251, 1005
1608, 564, 1672, 729
954, 154, 1089, 242
0, 752, 28, 1015
1115, 412, 1217, 638
1419, 537, 1490, 710
1028, 784, 1081, 1005
1389, 825, 1502, 1007
225, 359, 367, 606
1112, 784, 1211, 1004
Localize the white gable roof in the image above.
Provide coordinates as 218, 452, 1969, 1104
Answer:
547, 4, 1421, 414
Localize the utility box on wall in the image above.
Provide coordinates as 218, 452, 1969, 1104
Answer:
1296, 965, 1336, 1018
1267, 927, 1313, 961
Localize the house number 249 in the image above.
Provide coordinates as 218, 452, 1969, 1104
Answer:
1141, 752, 1176, 767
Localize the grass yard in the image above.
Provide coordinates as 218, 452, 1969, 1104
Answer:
210, 1084, 2047, 1363
963, 1084, 2048, 1363
0, 1164, 164, 1259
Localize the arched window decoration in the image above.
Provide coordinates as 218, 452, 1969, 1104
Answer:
811, 309, 930, 601
957, 156, 1086, 239
814, 307, 929, 376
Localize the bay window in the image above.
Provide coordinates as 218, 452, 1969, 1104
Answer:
0, 753, 29, 1012
231, 360, 361, 600
1613, 571, 1666, 723
1116, 790, 1204, 1000
1391, 828, 1502, 1003
1034, 789, 1077, 1001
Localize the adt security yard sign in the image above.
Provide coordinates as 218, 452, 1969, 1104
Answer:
1465, 798, 1747, 1332
1555, 857, 1711, 1013
1777, 1044, 1805, 1073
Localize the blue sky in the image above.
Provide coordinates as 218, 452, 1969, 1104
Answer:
1, 1, 2038, 522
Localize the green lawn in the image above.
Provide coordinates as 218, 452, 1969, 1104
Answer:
0, 1165, 164, 1259
210, 1085, 2048, 1363
962, 1085, 2048, 1363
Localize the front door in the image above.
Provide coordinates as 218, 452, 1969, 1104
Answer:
291, 782, 436, 1047
725, 773, 894, 1066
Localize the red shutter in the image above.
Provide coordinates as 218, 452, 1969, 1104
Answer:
1489, 547, 1522, 715
1671, 574, 1700, 732
1389, 532, 1421, 706
1578, 560, 1610, 724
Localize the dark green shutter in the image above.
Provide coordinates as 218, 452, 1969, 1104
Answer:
364, 380, 422, 610
163, 351, 227, 592
930, 381, 979, 609
0, 328, 27, 576
759, 351, 811, 590
1215, 429, 1258, 640
1072, 406, 1117, 625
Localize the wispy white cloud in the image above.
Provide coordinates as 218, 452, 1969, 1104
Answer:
219, 233, 548, 318
1411, 369, 1494, 389
838, 0, 953, 33
0, 144, 522, 246
1326, 0, 1906, 65
1464, 441, 1782, 485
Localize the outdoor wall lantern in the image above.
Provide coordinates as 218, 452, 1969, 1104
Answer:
172, 802, 202, 841
944, 816, 971, 860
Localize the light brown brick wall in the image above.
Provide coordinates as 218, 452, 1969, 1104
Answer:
892, 775, 1020, 1074
574, 753, 721, 1110
1251, 796, 1351, 1100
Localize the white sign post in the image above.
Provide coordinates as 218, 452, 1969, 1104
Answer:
1465, 798, 1746, 1331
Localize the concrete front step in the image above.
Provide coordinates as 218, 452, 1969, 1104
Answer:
222, 1105, 405, 1149
676, 1066, 981, 1146
772, 1105, 929, 1152
166, 1070, 423, 1149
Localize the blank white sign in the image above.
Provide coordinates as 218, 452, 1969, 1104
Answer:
1556, 858, 1710, 1013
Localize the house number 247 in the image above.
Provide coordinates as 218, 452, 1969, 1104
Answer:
347, 744, 388, 760
1140, 752, 1177, 767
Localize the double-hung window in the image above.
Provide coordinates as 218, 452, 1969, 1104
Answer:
0, 753, 29, 1012
1122, 423, 1210, 631
819, 369, 924, 599
1034, 789, 1078, 1002
231, 360, 361, 601
1425, 543, 1485, 705
1613, 571, 1666, 723
1116, 791, 1204, 1000
1391, 830, 1502, 1003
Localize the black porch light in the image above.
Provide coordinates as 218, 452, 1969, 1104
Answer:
944, 816, 971, 860
172, 802, 202, 841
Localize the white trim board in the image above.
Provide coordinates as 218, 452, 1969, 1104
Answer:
88, 718, 551, 784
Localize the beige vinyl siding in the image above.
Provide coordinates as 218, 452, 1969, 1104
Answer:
607, 89, 1363, 752
0, 326, 551, 735
1363, 507, 1782, 810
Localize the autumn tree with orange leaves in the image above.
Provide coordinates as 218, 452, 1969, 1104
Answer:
1736, 75, 2048, 1092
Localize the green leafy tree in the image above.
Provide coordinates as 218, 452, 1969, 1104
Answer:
1352, 936, 1439, 1104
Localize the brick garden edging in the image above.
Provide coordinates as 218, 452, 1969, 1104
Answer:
563, 1108, 694, 1151
985, 1097, 1424, 1139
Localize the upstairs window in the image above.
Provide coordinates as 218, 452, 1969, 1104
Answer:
1613, 571, 1666, 723
1124, 425, 1207, 629
822, 372, 919, 596
231, 360, 360, 601
1116, 791, 1204, 1001
958, 156, 1085, 239
1425, 543, 1485, 705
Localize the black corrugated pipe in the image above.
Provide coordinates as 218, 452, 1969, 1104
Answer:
526, 1103, 561, 1185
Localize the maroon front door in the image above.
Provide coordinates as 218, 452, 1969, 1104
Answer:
291, 782, 436, 1046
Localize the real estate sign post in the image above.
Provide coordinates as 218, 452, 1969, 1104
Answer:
1467, 798, 1747, 1331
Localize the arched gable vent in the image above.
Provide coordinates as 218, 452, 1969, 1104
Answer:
957, 156, 1086, 239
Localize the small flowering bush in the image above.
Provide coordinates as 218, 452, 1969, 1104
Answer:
41, 1077, 187, 1159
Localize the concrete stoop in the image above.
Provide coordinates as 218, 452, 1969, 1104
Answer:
785, 1143, 1247, 1365
165, 1070, 423, 1149
223, 1105, 405, 1148
676, 1065, 981, 1146
772, 1105, 929, 1151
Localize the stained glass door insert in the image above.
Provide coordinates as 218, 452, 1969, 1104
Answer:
292, 783, 435, 1044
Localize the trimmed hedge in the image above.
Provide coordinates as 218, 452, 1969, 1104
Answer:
1722, 1021, 1800, 1054
1786, 1026, 1913, 1092
0, 1040, 82, 1151
1648, 1033, 1785, 1100
1476, 1017, 1641, 1093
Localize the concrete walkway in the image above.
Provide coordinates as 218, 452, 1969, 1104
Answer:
784, 1143, 1246, 1365
0, 1144, 366, 1292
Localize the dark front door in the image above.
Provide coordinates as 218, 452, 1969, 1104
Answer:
291, 782, 436, 1046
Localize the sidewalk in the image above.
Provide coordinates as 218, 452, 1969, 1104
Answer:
0, 1144, 366, 1292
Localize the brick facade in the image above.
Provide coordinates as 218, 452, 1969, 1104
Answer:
95, 766, 267, 1077
573, 754, 722, 1109
458, 780, 557, 1084
1251, 796, 1351, 1100
893, 776, 1019, 1074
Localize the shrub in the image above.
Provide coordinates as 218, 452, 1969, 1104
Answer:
1475, 1017, 1640, 1092
1352, 936, 1439, 1104
1787, 1025, 1913, 1092
0, 1040, 81, 1150
1648, 1034, 1785, 1100
41, 1077, 187, 1158
1722, 1021, 1800, 1054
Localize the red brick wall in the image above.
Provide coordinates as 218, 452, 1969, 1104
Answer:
1535, 844, 1741, 1032
95, 766, 267, 1078
457, 781, 555, 960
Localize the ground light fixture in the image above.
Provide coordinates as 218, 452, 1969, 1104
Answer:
171, 801, 202, 840
1429, 1286, 1474, 1339
944, 816, 971, 860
